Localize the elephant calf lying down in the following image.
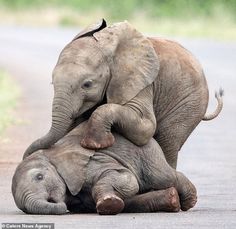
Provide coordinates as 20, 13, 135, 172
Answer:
12, 123, 197, 215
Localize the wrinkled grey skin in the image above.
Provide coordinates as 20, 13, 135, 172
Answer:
13, 123, 197, 215
23, 19, 223, 169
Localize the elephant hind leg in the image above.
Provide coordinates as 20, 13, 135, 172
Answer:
92, 169, 139, 215
154, 107, 203, 169
96, 195, 124, 215
154, 130, 180, 169
124, 187, 180, 213
144, 152, 197, 211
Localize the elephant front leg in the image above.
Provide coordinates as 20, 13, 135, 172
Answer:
81, 102, 156, 149
92, 170, 139, 215
81, 86, 156, 149
80, 106, 116, 149
124, 187, 180, 213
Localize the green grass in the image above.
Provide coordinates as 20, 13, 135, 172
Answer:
0, 0, 235, 19
0, 0, 235, 40
0, 71, 19, 135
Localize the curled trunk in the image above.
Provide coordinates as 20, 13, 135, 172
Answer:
25, 197, 67, 215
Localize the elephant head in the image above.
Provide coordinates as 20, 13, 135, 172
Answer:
23, 19, 159, 158
12, 133, 94, 214
12, 154, 68, 214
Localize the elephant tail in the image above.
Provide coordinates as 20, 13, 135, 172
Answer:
202, 88, 224, 121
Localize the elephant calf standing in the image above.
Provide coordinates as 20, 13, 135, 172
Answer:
23, 19, 223, 169
12, 123, 197, 215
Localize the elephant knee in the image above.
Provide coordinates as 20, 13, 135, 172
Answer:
92, 170, 139, 200
113, 171, 139, 199
133, 118, 156, 146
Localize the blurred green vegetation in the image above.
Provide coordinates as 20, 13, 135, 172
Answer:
0, 0, 235, 40
0, 70, 19, 135
0, 0, 235, 20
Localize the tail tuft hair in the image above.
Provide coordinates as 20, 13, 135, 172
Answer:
215, 87, 224, 98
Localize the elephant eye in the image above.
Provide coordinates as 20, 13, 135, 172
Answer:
82, 80, 93, 89
35, 173, 44, 181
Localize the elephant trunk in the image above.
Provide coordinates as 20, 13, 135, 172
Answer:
24, 197, 67, 214
23, 89, 76, 159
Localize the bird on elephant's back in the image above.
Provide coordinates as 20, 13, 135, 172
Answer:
23, 19, 223, 168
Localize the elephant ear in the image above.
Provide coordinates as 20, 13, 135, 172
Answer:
72, 19, 107, 41
48, 142, 94, 196
93, 21, 159, 104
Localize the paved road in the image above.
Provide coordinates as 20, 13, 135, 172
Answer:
0, 26, 235, 229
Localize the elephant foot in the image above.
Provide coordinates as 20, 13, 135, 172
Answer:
180, 195, 197, 211
96, 194, 124, 215
81, 127, 115, 149
80, 112, 115, 149
180, 186, 197, 211
159, 187, 181, 212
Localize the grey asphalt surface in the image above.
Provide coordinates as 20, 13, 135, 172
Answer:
0, 25, 235, 229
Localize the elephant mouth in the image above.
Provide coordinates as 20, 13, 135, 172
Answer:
47, 197, 57, 204
73, 106, 98, 125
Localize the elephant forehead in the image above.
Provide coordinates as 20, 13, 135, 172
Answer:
13, 159, 49, 187
58, 38, 105, 67
26, 168, 43, 177
53, 63, 90, 76
17, 160, 48, 174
